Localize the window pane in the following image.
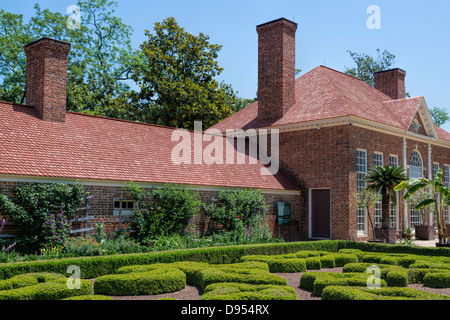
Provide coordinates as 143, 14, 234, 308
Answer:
409, 151, 423, 178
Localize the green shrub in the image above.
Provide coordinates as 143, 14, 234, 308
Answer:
379, 256, 398, 265
266, 258, 307, 273
299, 272, 323, 291
295, 251, 322, 258
191, 268, 287, 291
62, 295, 114, 300
0, 274, 39, 290
202, 282, 297, 300
342, 263, 404, 280
126, 183, 202, 243
0, 183, 86, 254
361, 254, 383, 264
386, 270, 408, 287
203, 189, 269, 234
319, 255, 335, 268
330, 254, 359, 267
321, 286, 450, 300
409, 260, 450, 270
94, 267, 186, 296
0, 280, 92, 300
406, 268, 450, 284
396, 256, 419, 268
423, 272, 450, 288
305, 257, 321, 270
312, 272, 387, 297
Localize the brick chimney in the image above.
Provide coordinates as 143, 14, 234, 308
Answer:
256, 18, 298, 121
374, 68, 406, 100
24, 37, 71, 123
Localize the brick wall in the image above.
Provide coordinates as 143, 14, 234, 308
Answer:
0, 181, 302, 241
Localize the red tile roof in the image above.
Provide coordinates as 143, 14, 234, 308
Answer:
211, 66, 449, 141
0, 102, 299, 191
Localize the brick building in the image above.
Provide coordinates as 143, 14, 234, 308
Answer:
1, 18, 450, 242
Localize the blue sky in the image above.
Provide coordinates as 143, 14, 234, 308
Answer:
3, 0, 450, 131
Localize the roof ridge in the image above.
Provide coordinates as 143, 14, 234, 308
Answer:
66, 111, 190, 132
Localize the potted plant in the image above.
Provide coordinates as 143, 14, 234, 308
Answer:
395, 168, 450, 247
405, 187, 435, 240
402, 227, 413, 240
364, 165, 408, 244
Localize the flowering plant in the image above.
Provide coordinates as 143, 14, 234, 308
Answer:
42, 204, 71, 248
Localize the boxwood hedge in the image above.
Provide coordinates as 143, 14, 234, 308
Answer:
321, 286, 450, 300
201, 282, 297, 300
94, 268, 186, 296
423, 272, 450, 288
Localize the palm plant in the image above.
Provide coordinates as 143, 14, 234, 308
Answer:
364, 165, 408, 229
395, 168, 450, 244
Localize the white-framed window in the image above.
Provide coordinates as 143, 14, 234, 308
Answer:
373, 152, 383, 228
389, 155, 398, 167
445, 165, 450, 223
433, 163, 440, 180
409, 150, 424, 228
389, 155, 399, 229
374, 152, 383, 167
409, 150, 423, 179
113, 199, 137, 217
357, 150, 367, 235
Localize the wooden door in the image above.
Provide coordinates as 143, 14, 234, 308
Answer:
311, 189, 331, 239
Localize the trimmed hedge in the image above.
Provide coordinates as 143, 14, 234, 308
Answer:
0, 241, 343, 280
94, 268, 186, 296
423, 272, 450, 288
299, 271, 387, 296
342, 263, 405, 280
312, 272, 387, 297
266, 258, 307, 273
305, 257, 321, 270
62, 295, 114, 300
321, 286, 450, 300
0, 279, 92, 300
201, 282, 297, 300
386, 270, 408, 287
190, 268, 287, 291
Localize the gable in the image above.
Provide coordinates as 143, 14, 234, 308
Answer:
406, 99, 438, 138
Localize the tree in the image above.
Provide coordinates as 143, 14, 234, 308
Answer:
429, 107, 449, 127
395, 168, 450, 244
364, 165, 408, 229
350, 187, 381, 241
344, 49, 396, 87
131, 17, 239, 130
0, 1, 140, 114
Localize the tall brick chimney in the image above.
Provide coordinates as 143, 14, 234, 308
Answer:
256, 18, 298, 121
24, 37, 71, 123
374, 68, 406, 100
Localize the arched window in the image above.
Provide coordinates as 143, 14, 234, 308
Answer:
409, 150, 423, 178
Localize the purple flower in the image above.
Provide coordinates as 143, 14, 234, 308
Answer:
0, 220, 5, 233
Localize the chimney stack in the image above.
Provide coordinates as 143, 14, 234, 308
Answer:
256, 18, 297, 121
374, 68, 406, 100
24, 37, 71, 123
